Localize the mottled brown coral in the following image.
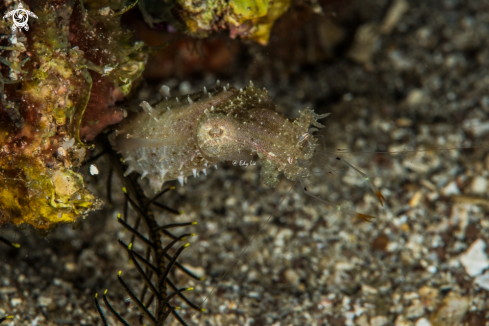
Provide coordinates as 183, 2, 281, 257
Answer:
0, 0, 145, 229
79, 72, 125, 141
177, 0, 291, 44
0, 154, 102, 229
137, 0, 291, 45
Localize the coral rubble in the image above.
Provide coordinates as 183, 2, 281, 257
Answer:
0, 0, 146, 229
179, 0, 291, 45
141, 0, 291, 45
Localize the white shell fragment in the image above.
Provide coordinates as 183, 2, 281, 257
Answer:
474, 270, 489, 290
89, 164, 99, 175
459, 239, 489, 277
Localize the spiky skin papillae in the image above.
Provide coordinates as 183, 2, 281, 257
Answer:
114, 84, 329, 191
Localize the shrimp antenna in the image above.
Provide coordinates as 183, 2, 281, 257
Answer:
298, 134, 385, 222
332, 155, 386, 206
314, 134, 386, 207
299, 178, 375, 222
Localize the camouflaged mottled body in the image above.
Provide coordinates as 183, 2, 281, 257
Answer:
112, 83, 329, 192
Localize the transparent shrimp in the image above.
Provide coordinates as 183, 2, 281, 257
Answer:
299, 134, 386, 222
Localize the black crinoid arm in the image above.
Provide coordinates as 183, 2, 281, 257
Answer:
93, 140, 204, 326
0, 235, 20, 249
0, 316, 14, 324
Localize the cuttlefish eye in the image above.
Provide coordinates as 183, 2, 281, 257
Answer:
209, 127, 224, 138
196, 113, 246, 159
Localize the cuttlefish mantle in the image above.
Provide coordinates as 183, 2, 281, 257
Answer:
112, 82, 329, 192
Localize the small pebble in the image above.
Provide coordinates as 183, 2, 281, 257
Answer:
89, 164, 99, 175
459, 239, 489, 277
283, 268, 300, 285
38, 296, 52, 307
0, 287, 16, 294
415, 318, 431, 326
474, 270, 489, 290
371, 315, 389, 326
442, 181, 460, 196
469, 176, 488, 194
10, 298, 22, 306
430, 293, 469, 326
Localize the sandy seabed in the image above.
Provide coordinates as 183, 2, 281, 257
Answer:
2, 0, 489, 325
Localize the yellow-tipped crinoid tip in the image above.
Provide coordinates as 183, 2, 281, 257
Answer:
6, 316, 14, 319
184, 243, 190, 248
190, 233, 196, 236
376, 190, 386, 206
12, 243, 20, 248
120, 158, 124, 162
128, 243, 133, 250
192, 221, 198, 225
170, 186, 176, 190
201, 308, 207, 312
187, 287, 194, 291
104, 289, 108, 295
95, 293, 99, 298
175, 306, 181, 310
117, 213, 121, 219
199, 277, 205, 281
118, 271, 122, 277
356, 213, 375, 223
122, 187, 127, 193
179, 210, 185, 214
